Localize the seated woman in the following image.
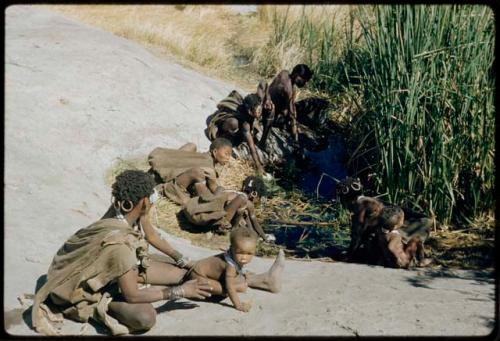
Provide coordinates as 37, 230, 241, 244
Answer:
32, 170, 213, 336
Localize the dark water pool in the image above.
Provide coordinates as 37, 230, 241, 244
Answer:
296, 134, 348, 200
265, 133, 350, 258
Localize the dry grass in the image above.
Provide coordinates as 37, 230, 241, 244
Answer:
425, 215, 495, 269
105, 154, 493, 267
40, 5, 356, 90
105, 154, 348, 258
41, 4, 267, 89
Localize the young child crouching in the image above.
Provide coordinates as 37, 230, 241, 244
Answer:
183, 227, 285, 312
377, 206, 423, 268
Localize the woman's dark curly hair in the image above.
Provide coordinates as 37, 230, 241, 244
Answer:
242, 175, 267, 198
112, 170, 156, 207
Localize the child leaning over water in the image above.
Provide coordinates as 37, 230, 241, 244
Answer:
183, 227, 285, 312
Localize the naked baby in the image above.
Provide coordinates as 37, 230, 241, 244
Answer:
183, 227, 285, 312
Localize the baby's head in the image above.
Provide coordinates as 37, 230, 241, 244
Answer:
242, 176, 267, 204
209, 138, 233, 165
379, 205, 405, 230
230, 227, 258, 267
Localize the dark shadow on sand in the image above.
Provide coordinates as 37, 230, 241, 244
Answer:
156, 300, 199, 313
404, 268, 494, 290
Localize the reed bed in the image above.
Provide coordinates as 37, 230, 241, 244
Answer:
267, 5, 495, 225
344, 5, 495, 225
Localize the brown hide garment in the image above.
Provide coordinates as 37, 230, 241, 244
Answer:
32, 218, 148, 336
148, 147, 218, 205
205, 90, 252, 141
183, 191, 230, 226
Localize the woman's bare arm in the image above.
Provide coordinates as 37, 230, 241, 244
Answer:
140, 214, 183, 262
119, 268, 213, 303
242, 122, 264, 175
246, 201, 267, 240
118, 268, 169, 303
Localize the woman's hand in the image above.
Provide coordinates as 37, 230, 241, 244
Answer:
180, 279, 213, 300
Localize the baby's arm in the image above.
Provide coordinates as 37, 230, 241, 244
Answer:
225, 266, 251, 312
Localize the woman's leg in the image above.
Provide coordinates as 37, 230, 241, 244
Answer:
245, 250, 285, 293
139, 261, 187, 286
107, 300, 156, 333
176, 168, 214, 199
224, 194, 247, 224
188, 272, 225, 296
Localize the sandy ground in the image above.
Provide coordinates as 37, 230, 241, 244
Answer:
4, 5, 497, 337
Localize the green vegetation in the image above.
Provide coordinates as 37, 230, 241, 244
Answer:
263, 5, 495, 225
88, 4, 494, 266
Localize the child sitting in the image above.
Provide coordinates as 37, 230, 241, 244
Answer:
183, 227, 285, 312
183, 176, 275, 242
235, 175, 276, 242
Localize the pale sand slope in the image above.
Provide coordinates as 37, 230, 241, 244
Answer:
4, 5, 496, 336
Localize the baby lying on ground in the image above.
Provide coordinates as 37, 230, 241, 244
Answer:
183, 227, 285, 312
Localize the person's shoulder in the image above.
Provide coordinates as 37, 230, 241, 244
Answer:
214, 252, 229, 265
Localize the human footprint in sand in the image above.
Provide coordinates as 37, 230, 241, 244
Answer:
183, 227, 285, 312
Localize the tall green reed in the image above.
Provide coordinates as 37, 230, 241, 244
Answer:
343, 5, 495, 224
262, 5, 495, 225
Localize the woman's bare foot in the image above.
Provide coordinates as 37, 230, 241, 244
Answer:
266, 249, 285, 293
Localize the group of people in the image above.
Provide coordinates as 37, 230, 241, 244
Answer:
336, 177, 433, 268
31, 64, 432, 336
32, 163, 285, 335
205, 64, 329, 174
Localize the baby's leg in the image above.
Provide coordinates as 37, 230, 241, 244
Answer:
387, 234, 409, 268
246, 250, 285, 293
